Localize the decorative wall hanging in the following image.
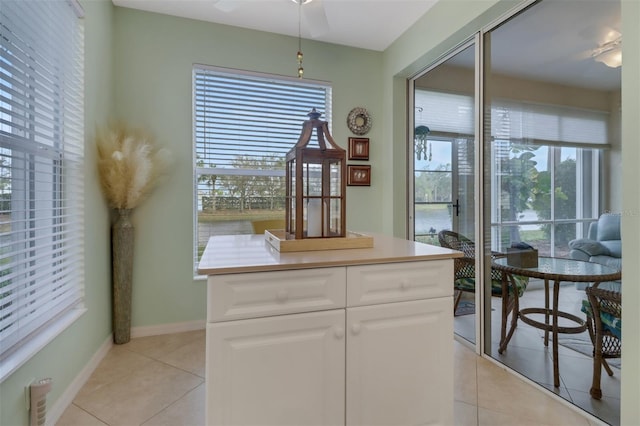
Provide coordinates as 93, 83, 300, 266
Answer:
347, 107, 372, 135
347, 165, 371, 186
414, 125, 431, 161
348, 137, 369, 160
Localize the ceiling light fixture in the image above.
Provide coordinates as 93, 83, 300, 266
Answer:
592, 35, 622, 68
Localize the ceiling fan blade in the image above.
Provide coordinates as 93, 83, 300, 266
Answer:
302, 0, 329, 38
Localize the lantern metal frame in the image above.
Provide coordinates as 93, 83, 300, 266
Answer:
285, 109, 346, 239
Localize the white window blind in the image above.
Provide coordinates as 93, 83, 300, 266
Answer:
415, 89, 609, 146
492, 100, 609, 145
0, 0, 85, 374
414, 90, 474, 135
194, 66, 332, 171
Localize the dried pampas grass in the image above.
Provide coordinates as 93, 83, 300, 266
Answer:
96, 123, 172, 209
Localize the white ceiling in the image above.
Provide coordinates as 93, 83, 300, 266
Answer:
440, 0, 621, 91
112, 0, 621, 91
112, 0, 440, 51
488, 0, 621, 91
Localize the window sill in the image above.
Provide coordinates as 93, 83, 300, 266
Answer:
0, 307, 87, 383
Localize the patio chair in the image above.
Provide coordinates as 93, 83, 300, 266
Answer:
438, 230, 528, 353
584, 286, 622, 400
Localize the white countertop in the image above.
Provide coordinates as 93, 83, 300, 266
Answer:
197, 232, 462, 275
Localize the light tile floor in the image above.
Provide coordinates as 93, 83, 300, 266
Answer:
56, 328, 598, 426
454, 282, 619, 425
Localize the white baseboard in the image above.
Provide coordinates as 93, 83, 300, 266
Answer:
47, 335, 113, 426
130, 320, 206, 338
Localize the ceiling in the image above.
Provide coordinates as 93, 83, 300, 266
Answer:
112, 0, 621, 91
489, 0, 621, 91
112, 0, 440, 51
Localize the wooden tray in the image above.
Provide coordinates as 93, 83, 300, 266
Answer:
265, 229, 373, 252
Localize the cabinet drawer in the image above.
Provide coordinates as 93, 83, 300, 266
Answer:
208, 267, 346, 322
346, 260, 452, 307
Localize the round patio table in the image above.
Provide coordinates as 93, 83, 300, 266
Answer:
492, 256, 621, 388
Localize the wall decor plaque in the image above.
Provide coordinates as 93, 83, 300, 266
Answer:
347, 107, 372, 135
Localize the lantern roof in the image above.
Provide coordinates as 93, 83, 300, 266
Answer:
287, 109, 345, 160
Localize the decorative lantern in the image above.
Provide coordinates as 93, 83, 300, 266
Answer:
286, 109, 346, 239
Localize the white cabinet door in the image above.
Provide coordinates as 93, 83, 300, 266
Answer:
207, 310, 346, 426
346, 297, 453, 426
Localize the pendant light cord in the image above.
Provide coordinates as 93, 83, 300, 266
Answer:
298, 2, 302, 52
297, 1, 304, 78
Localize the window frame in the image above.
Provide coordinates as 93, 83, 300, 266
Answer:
490, 142, 601, 256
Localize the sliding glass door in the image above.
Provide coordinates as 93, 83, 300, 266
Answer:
409, 0, 621, 422
482, 1, 621, 424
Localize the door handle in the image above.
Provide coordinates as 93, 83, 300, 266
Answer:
451, 199, 460, 217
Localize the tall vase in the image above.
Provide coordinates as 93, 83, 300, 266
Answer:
112, 208, 134, 344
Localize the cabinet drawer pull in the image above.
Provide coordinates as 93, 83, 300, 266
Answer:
334, 326, 345, 339
351, 323, 361, 335
276, 289, 289, 302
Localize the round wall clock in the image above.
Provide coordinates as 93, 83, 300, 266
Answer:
347, 107, 372, 135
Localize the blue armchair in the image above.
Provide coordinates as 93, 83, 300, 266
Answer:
569, 213, 621, 290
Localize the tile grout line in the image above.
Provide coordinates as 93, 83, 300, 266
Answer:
120, 344, 206, 425
138, 383, 204, 426
71, 403, 110, 426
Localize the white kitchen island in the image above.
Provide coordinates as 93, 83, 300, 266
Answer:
198, 233, 462, 426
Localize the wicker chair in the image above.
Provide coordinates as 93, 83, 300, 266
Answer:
584, 286, 622, 400
438, 230, 528, 352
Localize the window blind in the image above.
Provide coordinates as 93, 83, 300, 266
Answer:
415, 89, 609, 146
492, 100, 609, 145
414, 90, 474, 135
194, 66, 332, 173
0, 0, 84, 370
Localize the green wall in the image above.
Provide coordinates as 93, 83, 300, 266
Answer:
0, 1, 114, 424
111, 8, 385, 328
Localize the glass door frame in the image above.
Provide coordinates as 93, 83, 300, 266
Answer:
408, 39, 476, 242
408, 37, 483, 349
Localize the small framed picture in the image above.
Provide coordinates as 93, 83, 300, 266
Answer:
348, 137, 369, 160
347, 165, 371, 186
